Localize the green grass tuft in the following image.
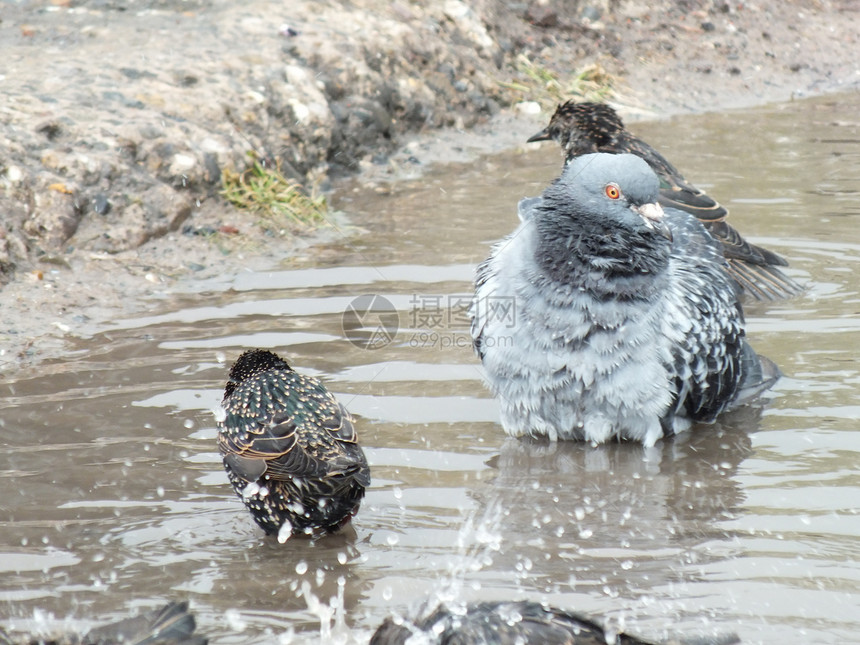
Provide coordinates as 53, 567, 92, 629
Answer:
221, 156, 327, 234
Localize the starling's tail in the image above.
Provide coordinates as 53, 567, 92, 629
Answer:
727, 258, 803, 301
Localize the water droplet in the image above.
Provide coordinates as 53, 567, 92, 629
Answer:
382, 587, 393, 601
393, 487, 403, 500
225, 609, 247, 631
184, 419, 195, 429
578, 528, 593, 539
386, 533, 399, 546
156, 486, 165, 498
337, 552, 348, 564
295, 561, 308, 575
242, 482, 261, 500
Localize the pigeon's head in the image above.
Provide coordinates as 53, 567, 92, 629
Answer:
527, 101, 624, 154
545, 152, 672, 242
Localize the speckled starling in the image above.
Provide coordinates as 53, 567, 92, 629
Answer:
0, 601, 206, 645
528, 101, 802, 301
217, 349, 370, 540
471, 153, 779, 446
371, 600, 740, 645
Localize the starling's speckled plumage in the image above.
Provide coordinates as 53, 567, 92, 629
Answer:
371, 601, 740, 645
471, 153, 779, 446
528, 101, 802, 301
218, 349, 370, 540
0, 601, 206, 645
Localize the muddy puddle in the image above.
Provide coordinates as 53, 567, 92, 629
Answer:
1, 94, 858, 644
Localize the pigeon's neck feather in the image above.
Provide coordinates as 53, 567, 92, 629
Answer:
534, 217, 670, 299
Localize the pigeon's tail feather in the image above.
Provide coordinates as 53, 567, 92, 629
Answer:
726, 258, 803, 301
731, 343, 781, 410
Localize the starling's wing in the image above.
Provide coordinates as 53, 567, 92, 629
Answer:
618, 133, 801, 300
220, 370, 368, 487
218, 371, 306, 483
403, 602, 661, 645
418, 602, 608, 645
706, 221, 801, 301
81, 601, 206, 645
615, 132, 730, 222
218, 396, 298, 467
313, 402, 371, 487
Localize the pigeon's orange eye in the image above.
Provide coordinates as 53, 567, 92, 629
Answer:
605, 184, 621, 199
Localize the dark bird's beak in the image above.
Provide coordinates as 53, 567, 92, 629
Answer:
633, 202, 673, 242
527, 127, 552, 143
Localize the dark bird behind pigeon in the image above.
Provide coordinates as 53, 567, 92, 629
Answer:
370, 601, 740, 645
0, 601, 206, 645
218, 349, 370, 540
471, 153, 779, 446
528, 101, 801, 301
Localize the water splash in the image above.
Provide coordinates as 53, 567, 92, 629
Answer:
297, 576, 350, 645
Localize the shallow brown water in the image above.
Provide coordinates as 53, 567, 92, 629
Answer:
1, 94, 859, 644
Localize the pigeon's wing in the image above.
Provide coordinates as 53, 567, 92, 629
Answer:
470, 256, 495, 361
662, 210, 760, 422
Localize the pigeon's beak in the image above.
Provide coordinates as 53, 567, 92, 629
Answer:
526, 127, 552, 143
634, 202, 673, 242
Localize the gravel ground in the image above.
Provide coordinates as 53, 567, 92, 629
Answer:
1, 0, 858, 373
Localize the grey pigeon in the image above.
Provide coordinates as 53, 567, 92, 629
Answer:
527, 101, 802, 301
470, 153, 779, 446
370, 600, 740, 645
